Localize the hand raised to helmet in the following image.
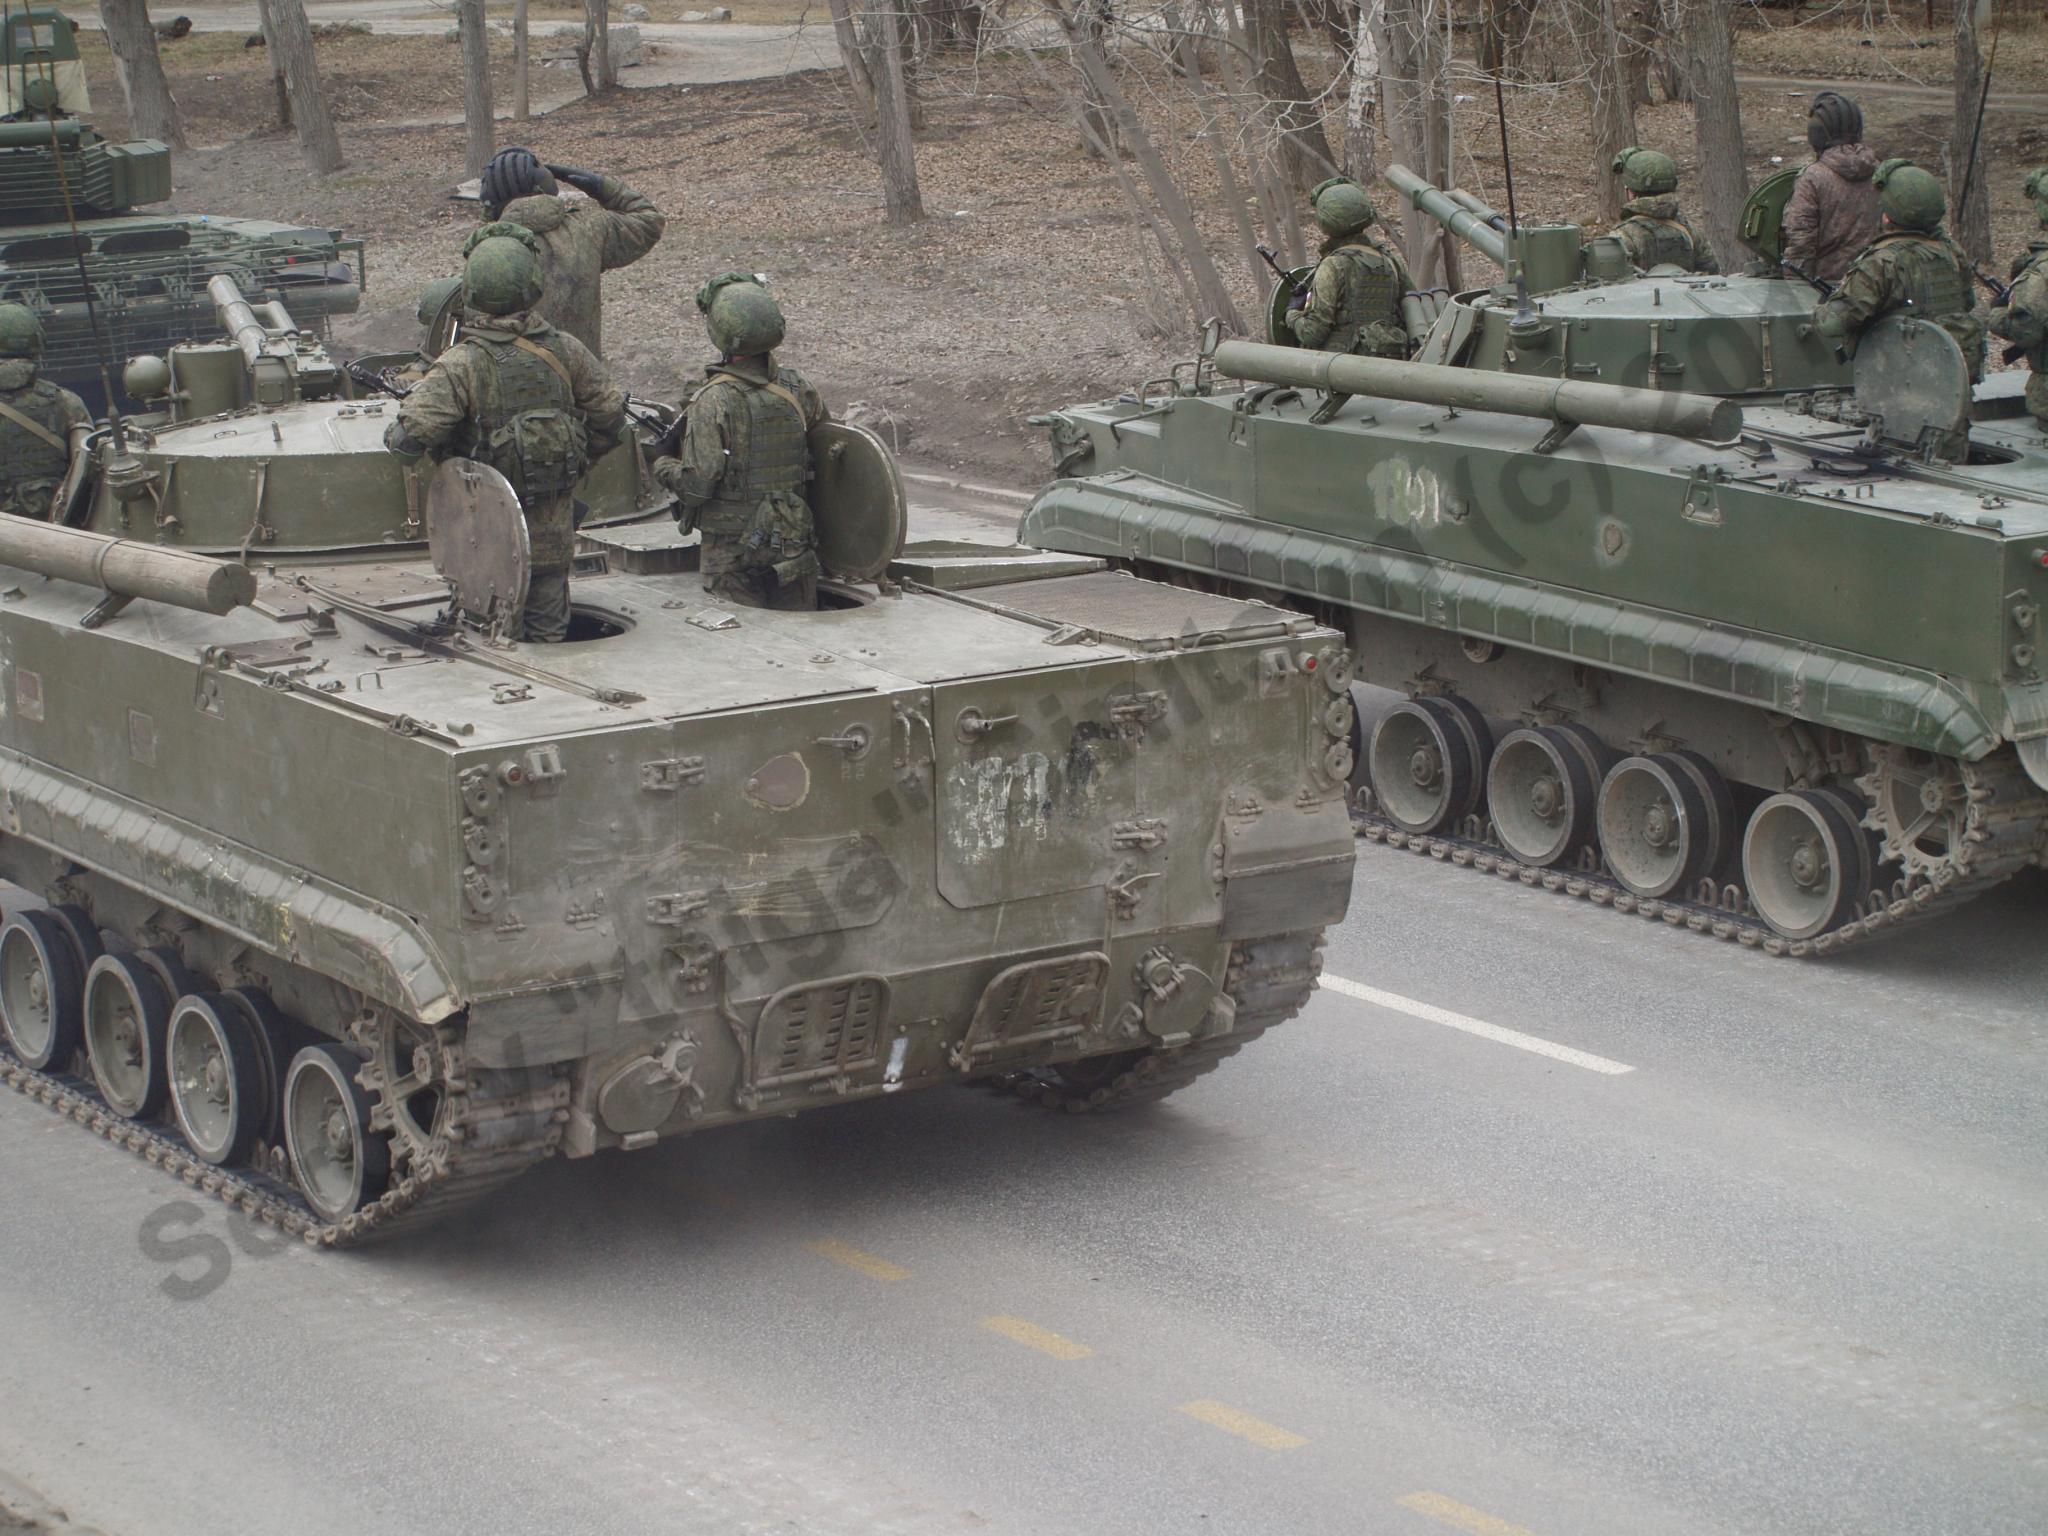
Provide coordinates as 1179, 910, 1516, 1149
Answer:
546, 164, 607, 198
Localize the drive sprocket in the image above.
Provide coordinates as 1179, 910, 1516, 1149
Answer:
1856, 744, 2048, 890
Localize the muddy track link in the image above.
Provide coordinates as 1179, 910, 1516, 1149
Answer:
1353, 810, 2006, 959
995, 930, 1325, 1111
0, 1034, 567, 1248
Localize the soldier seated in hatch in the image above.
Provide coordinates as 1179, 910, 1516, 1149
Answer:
653, 276, 829, 613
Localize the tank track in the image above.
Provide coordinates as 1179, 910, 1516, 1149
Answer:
0, 1028, 567, 1249
995, 930, 1325, 1111
1352, 802, 2017, 959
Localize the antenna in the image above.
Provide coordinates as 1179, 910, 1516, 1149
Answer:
1493, 71, 1535, 325
17, 6, 125, 443
1956, 0, 2004, 248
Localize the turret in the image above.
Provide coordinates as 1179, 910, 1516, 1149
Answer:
1, 8, 171, 222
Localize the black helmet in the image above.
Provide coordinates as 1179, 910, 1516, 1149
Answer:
479, 146, 557, 217
1807, 91, 1864, 154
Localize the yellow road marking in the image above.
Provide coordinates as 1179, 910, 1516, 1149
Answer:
1397, 1491, 1539, 1536
1174, 1399, 1308, 1450
980, 1316, 1094, 1360
806, 1238, 910, 1282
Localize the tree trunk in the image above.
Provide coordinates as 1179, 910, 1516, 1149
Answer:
255, 0, 343, 174
1682, 0, 1745, 270
870, 0, 924, 224
1381, 0, 1450, 283
1343, 0, 1382, 185
1951, 0, 1993, 266
1053, 0, 1242, 331
1072, 0, 1119, 157
458, 0, 494, 175
826, 0, 879, 121
578, 0, 615, 94
1243, 0, 1336, 191
97, 0, 186, 148
254, 0, 292, 129
1476, 0, 1534, 78
1565, 0, 1637, 223
514, 0, 530, 121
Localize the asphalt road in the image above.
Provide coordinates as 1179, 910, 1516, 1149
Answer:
2, 492, 2045, 1536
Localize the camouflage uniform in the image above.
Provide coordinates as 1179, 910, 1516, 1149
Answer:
1992, 240, 2048, 422
1817, 231, 1986, 381
1287, 234, 1412, 357
494, 177, 666, 358
0, 357, 89, 522
654, 357, 828, 611
395, 309, 624, 640
1611, 196, 1719, 275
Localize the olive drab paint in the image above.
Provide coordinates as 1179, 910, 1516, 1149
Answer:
1022, 164, 2048, 955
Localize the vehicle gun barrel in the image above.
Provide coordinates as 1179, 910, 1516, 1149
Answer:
1447, 188, 1509, 231
1386, 164, 1508, 266
1211, 339, 1743, 443
0, 518, 257, 616
209, 273, 279, 375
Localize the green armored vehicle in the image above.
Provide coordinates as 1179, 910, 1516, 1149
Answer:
1023, 166, 2048, 954
0, 282, 1352, 1245
1, 7, 361, 410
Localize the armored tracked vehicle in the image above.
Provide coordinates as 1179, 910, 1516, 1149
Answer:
1023, 166, 2048, 954
0, 282, 1352, 1245
1, 7, 360, 410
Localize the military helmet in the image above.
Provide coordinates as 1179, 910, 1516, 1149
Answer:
701, 279, 785, 356
479, 146, 557, 217
1876, 162, 1946, 233
0, 302, 44, 359
2026, 165, 2048, 225
416, 275, 464, 329
1611, 146, 1678, 196
1307, 176, 1356, 203
464, 233, 544, 316
1311, 182, 1377, 238
1807, 91, 1864, 153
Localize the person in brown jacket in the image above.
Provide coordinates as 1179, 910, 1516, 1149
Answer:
1781, 91, 1880, 284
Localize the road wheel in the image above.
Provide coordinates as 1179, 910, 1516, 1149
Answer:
1742, 789, 1871, 940
0, 909, 86, 1070
1487, 723, 1610, 868
285, 1043, 392, 1224
1367, 696, 1490, 834
83, 952, 174, 1120
167, 992, 269, 1166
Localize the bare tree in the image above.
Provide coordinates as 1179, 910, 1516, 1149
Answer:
578, 0, 617, 94
255, 0, 343, 174
97, 0, 186, 148
1242, 0, 1335, 190
869, 1, 924, 224
1950, 0, 1993, 266
826, 0, 879, 120
1563, 0, 1638, 223
1382, 0, 1452, 283
458, 0, 494, 176
1678, 0, 1745, 268
1342, 0, 1383, 185
1476, 0, 1534, 78
514, 0, 531, 122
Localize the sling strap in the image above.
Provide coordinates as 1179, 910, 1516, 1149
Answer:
511, 334, 575, 392
0, 397, 67, 455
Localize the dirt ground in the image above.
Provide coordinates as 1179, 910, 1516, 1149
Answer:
67, 8, 2048, 485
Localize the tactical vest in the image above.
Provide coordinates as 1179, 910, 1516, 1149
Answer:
0, 375, 74, 518
706, 371, 811, 507
1878, 232, 1984, 374
457, 330, 588, 505
1322, 241, 1407, 356
1617, 206, 1701, 272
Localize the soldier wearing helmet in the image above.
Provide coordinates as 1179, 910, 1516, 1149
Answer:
0, 303, 90, 522
1782, 91, 1880, 285
1288, 179, 1412, 362
1815, 161, 1984, 380
652, 274, 829, 611
1989, 166, 2048, 423
385, 224, 625, 642
1603, 148, 1718, 275
471, 144, 666, 359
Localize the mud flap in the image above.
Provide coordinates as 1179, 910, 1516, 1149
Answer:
1220, 795, 1355, 940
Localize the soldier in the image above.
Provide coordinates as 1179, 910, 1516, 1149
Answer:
385, 225, 625, 643
1287, 178, 1412, 360
1814, 162, 1984, 380
1782, 90, 1881, 285
1604, 148, 1718, 275
475, 145, 666, 358
653, 275, 828, 612
0, 303, 90, 522
1989, 166, 2048, 424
